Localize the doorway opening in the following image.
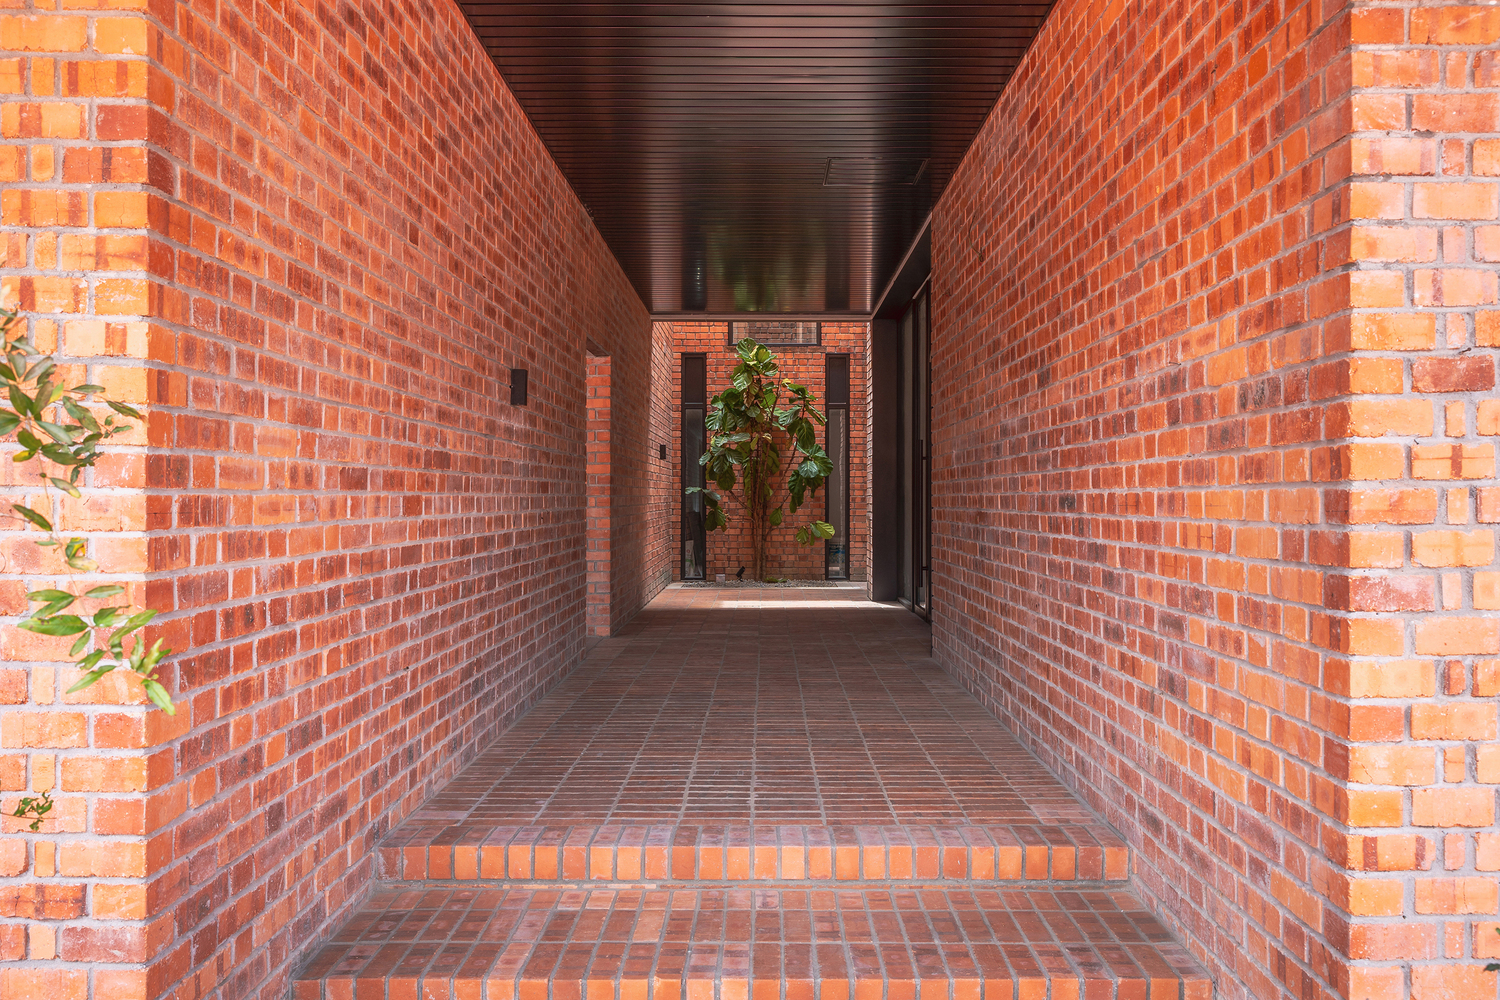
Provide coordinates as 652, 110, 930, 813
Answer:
898, 283, 931, 619
586, 350, 611, 635
869, 222, 931, 616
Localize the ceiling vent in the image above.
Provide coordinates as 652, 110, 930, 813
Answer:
823, 157, 929, 187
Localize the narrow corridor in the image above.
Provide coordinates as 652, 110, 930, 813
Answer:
295, 588, 1210, 997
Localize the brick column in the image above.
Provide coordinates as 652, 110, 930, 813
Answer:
1, 4, 166, 998
1335, 3, 1500, 995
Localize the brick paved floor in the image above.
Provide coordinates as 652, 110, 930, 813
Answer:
383, 585, 1126, 883
296, 886, 1210, 1000
298, 587, 1211, 999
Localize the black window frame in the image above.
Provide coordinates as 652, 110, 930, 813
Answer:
680, 353, 708, 580
726, 320, 821, 347
824, 353, 851, 580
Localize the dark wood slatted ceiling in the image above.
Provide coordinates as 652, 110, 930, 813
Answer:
460, 3, 1053, 315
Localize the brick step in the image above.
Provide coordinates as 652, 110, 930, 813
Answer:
292, 885, 1210, 1000
381, 823, 1129, 883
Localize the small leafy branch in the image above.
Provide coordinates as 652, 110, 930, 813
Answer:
686, 338, 835, 581
12, 790, 52, 832
0, 307, 174, 715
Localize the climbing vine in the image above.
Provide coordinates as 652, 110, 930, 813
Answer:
0, 307, 173, 723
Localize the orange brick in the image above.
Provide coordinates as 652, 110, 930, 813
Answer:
0, 713, 86, 748
1353, 137, 1437, 176
57, 840, 145, 877
1415, 878, 1499, 914
1481, 400, 1500, 436
0, 16, 89, 52
1476, 572, 1500, 610
1481, 745, 1500, 784
1411, 7, 1500, 44
1416, 616, 1500, 655
1350, 923, 1437, 960
94, 191, 148, 228
1350, 312, 1435, 350
1351, 270, 1407, 307
1412, 444, 1496, 480
1349, 182, 1406, 220
1413, 357, 1496, 393
1349, 660, 1435, 698
1411, 703, 1497, 741
1347, 789, 1405, 827
1415, 268, 1500, 307
1348, 878, 1405, 916
1473, 310, 1500, 350
1414, 183, 1500, 220
1479, 834, 1500, 870
1411, 530, 1495, 567
1343, 400, 1434, 437
1413, 788, 1495, 827
0, 969, 88, 1000
1350, 532, 1406, 567
1412, 94, 1500, 132
1351, 225, 1438, 261
93, 16, 148, 54
1350, 746, 1436, 785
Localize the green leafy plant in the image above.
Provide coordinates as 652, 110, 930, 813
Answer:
687, 338, 835, 581
0, 307, 173, 715
11, 789, 52, 831
1489, 927, 1499, 972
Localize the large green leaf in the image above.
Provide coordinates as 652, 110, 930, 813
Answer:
106, 400, 142, 419
142, 679, 176, 714
12, 504, 51, 532
19, 614, 88, 636
8, 383, 34, 417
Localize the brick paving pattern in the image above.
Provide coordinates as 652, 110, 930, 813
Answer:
297, 588, 1210, 998
382, 586, 1125, 883
295, 886, 1210, 1000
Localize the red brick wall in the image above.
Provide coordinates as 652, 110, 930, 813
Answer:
1338, 4, 1500, 997
2, 3, 654, 1000
666, 321, 868, 582
1, 5, 166, 1000
932, 0, 1373, 997
586, 355, 611, 636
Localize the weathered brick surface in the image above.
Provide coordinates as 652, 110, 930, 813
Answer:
934, 0, 1360, 996
1, 3, 161, 998
1336, 3, 1500, 995
932, 0, 1500, 997
2, 1, 658, 1000
666, 321, 868, 582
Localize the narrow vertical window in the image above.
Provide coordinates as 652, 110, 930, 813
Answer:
681, 354, 707, 580
825, 354, 850, 580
